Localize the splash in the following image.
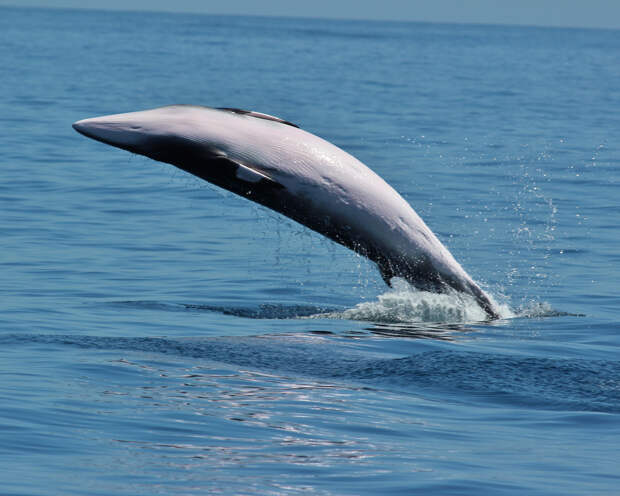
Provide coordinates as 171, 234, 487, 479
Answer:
317, 279, 514, 324
111, 283, 570, 324
514, 301, 584, 318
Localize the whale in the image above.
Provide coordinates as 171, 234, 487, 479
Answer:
73, 105, 500, 320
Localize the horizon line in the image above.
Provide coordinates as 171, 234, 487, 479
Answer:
2, 3, 620, 32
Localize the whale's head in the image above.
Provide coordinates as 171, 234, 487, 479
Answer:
73, 104, 295, 209
73, 105, 301, 175
72, 105, 235, 167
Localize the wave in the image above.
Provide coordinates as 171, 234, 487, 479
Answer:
513, 301, 585, 318
108, 300, 339, 319
2, 332, 617, 412
108, 280, 577, 324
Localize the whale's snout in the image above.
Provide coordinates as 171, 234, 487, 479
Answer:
72, 114, 149, 153
72, 118, 99, 140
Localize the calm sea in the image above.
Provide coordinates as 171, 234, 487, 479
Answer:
1, 6, 619, 495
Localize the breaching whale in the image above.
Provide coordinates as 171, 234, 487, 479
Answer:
73, 105, 500, 319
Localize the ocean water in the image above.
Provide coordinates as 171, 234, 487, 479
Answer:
1, 6, 619, 495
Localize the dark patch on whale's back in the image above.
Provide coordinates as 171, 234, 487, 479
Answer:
216, 108, 299, 128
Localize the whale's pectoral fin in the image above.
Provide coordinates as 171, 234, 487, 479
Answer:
234, 161, 280, 186
187, 155, 285, 195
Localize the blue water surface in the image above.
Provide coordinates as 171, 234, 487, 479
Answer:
1, 6, 619, 495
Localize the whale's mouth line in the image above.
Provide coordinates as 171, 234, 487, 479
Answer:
73, 121, 105, 142
72, 121, 142, 155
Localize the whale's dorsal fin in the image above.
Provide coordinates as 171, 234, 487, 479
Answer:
217, 108, 299, 128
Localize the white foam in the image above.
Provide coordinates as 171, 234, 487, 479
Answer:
317, 279, 514, 324
514, 300, 574, 318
